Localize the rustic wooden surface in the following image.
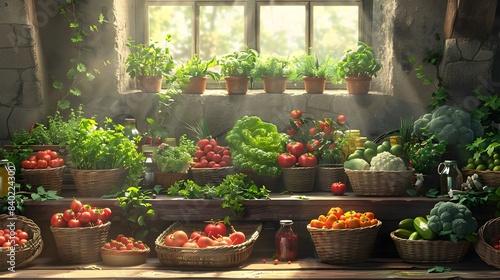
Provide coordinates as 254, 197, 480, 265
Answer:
1, 257, 498, 279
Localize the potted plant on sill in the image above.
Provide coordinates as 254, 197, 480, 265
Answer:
152, 135, 197, 189
219, 48, 258, 94
66, 118, 145, 197
251, 54, 290, 94
334, 41, 382, 94
290, 49, 340, 94
126, 35, 175, 93
173, 54, 221, 94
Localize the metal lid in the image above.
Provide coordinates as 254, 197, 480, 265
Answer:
280, 220, 293, 225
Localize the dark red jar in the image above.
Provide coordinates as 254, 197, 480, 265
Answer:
275, 220, 298, 261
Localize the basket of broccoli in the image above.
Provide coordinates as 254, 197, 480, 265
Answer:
391, 201, 477, 263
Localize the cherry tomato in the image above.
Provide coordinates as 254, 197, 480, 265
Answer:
337, 115, 346, 125
290, 109, 302, 119
306, 139, 321, 152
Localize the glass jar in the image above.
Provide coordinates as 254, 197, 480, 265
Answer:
123, 118, 140, 142
275, 220, 298, 261
437, 160, 463, 196
143, 152, 156, 189
344, 130, 360, 155
0, 160, 10, 198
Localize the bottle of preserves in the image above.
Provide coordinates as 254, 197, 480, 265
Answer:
123, 118, 140, 143
143, 151, 155, 189
275, 220, 298, 261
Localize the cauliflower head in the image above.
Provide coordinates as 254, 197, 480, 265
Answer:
370, 151, 407, 171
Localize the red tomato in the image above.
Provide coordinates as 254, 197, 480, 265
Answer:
18, 239, 28, 246
290, 109, 302, 119
2, 242, 11, 248
206, 151, 215, 161
337, 115, 346, 125
48, 151, 58, 159
183, 241, 199, 248
190, 230, 203, 240
197, 139, 209, 150
331, 182, 346, 195
221, 155, 231, 164
62, 209, 75, 222
98, 207, 112, 222
306, 139, 321, 152
37, 159, 48, 168
286, 142, 305, 158
212, 153, 222, 163
203, 144, 213, 154
309, 127, 317, 136
57, 157, 65, 166
209, 138, 218, 147
213, 145, 223, 154
41, 154, 52, 163
70, 198, 83, 213
298, 153, 317, 167
277, 153, 297, 168
50, 159, 60, 168
50, 213, 67, 227
194, 149, 204, 159
67, 218, 82, 228
78, 211, 92, 225
28, 155, 37, 161
196, 236, 213, 248
0, 236, 5, 246
222, 149, 231, 156
36, 151, 47, 160
287, 129, 296, 136
229, 227, 246, 245
204, 221, 227, 238
21, 160, 30, 169
164, 230, 188, 247
27, 161, 37, 169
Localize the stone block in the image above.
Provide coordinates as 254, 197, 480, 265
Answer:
0, 69, 20, 106
0, 0, 29, 24
0, 24, 15, 48
0, 47, 35, 68
14, 25, 33, 47
21, 68, 43, 106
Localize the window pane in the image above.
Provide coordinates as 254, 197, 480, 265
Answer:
148, 5, 193, 63
259, 5, 305, 57
200, 5, 245, 60
313, 5, 358, 58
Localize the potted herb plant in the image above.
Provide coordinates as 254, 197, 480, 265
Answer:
152, 135, 197, 189
219, 48, 258, 94
290, 49, 340, 94
66, 118, 145, 197
334, 41, 382, 94
126, 35, 175, 93
173, 54, 220, 94
251, 54, 290, 93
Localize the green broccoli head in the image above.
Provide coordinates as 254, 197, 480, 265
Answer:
437, 202, 459, 216
412, 114, 432, 138
429, 201, 445, 216
451, 219, 469, 239
427, 215, 442, 233
427, 201, 478, 241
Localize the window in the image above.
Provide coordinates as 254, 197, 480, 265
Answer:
140, 0, 372, 89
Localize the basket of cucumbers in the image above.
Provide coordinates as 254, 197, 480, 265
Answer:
390, 201, 476, 263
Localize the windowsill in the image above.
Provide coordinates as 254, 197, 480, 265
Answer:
122, 89, 387, 96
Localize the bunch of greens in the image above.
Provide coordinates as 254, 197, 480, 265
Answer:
219, 48, 259, 77
66, 118, 145, 185
405, 132, 447, 174
168, 173, 270, 219
152, 135, 197, 173
289, 48, 340, 82
251, 54, 290, 79
225, 116, 288, 177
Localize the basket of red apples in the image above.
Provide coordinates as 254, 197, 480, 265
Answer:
101, 234, 150, 266
155, 220, 262, 267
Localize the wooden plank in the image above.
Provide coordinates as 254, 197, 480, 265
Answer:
444, 0, 498, 39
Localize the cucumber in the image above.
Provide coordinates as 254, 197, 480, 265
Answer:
408, 231, 422, 240
398, 218, 415, 231
413, 216, 435, 240
394, 228, 414, 239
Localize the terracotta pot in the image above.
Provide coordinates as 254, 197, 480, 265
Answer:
138, 76, 162, 93
303, 77, 326, 94
262, 76, 287, 93
345, 76, 372, 94
183, 77, 207, 94
225, 76, 250, 94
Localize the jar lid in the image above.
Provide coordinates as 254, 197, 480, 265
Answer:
124, 118, 136, 123
280, 220, 293, 225
444, 160, 457, 164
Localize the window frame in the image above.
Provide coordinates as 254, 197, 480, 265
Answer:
137, 0, 373, 53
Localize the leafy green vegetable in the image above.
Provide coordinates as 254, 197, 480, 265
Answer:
152, 135, 196, 173
427, 266, 451, 273
225, 116, 288, 177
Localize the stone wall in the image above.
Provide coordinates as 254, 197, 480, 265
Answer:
0, 0, 498, 145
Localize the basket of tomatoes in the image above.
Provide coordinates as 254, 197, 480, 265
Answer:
191, 138, 236, 186
21, 149, 65, 195
155, 220, 262, 267
307, 207, 382, 263
0, 214, 44, 270
475, 217, 500, 269
49, 198, 112, 264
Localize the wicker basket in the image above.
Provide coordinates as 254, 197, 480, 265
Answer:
50, 221, 110, 264
191, 166, 236, 186
71, 168, 127, 197
0, 215, 44, 270
475, 217, 500, 268
315, 165, 346, 192
307, 221, 382, 263
155, 171, 190, 189
390, 231, 471, 263
239, 169, 282, 193
155, 221, 262, 267
462, 169, 500, 188
101, 246, 150, 266
345, 169, 413, 196
21, 166, 65, 195
282, 166, 316, 193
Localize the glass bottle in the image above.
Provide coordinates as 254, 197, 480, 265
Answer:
0, 160, 9, 198
437, 160, 463, 196
143, 151, 155, 189
275, 220, 298, 261
123, 118, 140, 143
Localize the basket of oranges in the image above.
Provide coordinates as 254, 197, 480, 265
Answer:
307, 207, 382, 263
